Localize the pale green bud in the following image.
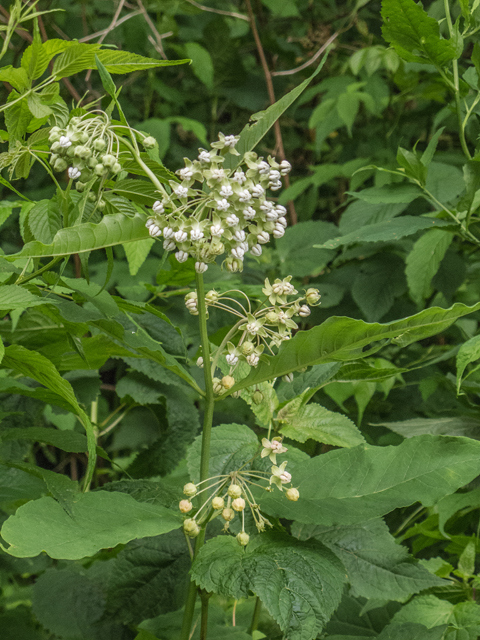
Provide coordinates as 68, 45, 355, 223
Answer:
237, 532, 250, 546
228, 484, 242, 499
183, 482, 197, 497
143, 136, 157, 149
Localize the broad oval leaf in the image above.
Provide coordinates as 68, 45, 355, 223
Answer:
1, 490, 182, 559
260, 435, 480, 525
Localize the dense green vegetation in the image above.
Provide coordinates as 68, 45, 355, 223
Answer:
3, 0, 480, 638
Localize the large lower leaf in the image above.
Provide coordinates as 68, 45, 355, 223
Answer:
230, 302, 480, 393
5, 212, 150, 260
293, 519, 446, 601
1, 490, 182, 559
191, 533, 346, 640
260, 435, 480, 525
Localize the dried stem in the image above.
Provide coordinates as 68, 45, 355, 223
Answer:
271, 31, 339, 76
85, 0, 126, 81
184, 0, 249, 21
245, 0, 297, 224
137, 0, 173, 60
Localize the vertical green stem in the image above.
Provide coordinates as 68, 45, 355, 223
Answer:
443, 0, 472, 161
200, 592, 210, 640
180, 272, 215, 640
249, 597, 262, 634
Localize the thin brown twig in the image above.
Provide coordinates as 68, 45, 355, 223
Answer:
184, 0, 249, 21
79, 10, 142, 42
244, 0, 297, 225
137, 0, 171, 60
271, 31, 339, 76
85, 0, 126, 82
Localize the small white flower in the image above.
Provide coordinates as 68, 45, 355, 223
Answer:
246, 321, 260, 335
277, 216, 287, 228
240, 241, 249, 252
299, 304, 311, 317
174, 185, 188, 198
152, 200, 164, 213
226, 213, 239, 227
257, 231, 270, 244
224, 134, 239, 148
176, 251, 189, 263
216, 198, 230, 211
198, 150, 211, 163
163, 227, 174, 239
238, 189, 252, 202
190, 228, 204, 241
243, 206, 256, 220
261, 437, 288, 464
269, 170, 281, 182
257, 161, 270, 175
251, 184, 265, 198
197, 356, 204, 367
231, 246, 245, 260
210, 224, 224, 237
276, 205, 287, 217
220, 184, 234, 198
232, 170, 246, 184
280, 160, 292, 175
226, 353, 239, 366
233, 229, 246, 242
269, 181, 282, 191
277, 310, 287, 324
174, 230, 188, 242
265, 210, 278, 221
179, 167, 193, 180
149, 225, 162, 238
273, 226, 285, 239
211, 169, 225, 180
68, 167, 81, 180
195, 261, 208, 273
247, 353, 260, 366
260, 201, 274, 212
59, 135, 71, 148
250, 244, 262, 257
145, 218, 155, 228
164, 239, 176, 251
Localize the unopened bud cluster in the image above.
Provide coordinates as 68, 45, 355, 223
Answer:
185, 278, 321, 385
145, 132, 292, 273
179, 437, 298, 545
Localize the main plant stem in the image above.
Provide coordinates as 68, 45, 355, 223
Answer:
180, 272, 215, 640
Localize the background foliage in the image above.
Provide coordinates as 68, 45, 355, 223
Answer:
3, 0, 480, 639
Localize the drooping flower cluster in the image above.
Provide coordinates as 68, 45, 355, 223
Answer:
185, 279, 321, 393
145, 132, 292, 273
180, 437, 298, 546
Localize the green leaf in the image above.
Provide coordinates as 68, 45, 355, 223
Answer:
123, 238, 155, 276
316, 217, 450, 249
294, 519, 446, 601
111, 178, 160, 205
1, 490, 182, 559
230, 301, 480, 393
5, 212, 150, 260
277, 394, 365, 448
437, 488, 480, 537
191, 533, 346, 640
456, 335, 480, 394
377, 622, 447, 640
26, 198, 62, 244
351, 254, 407, 321
421, 127, 445, 167
0, 427, 88, 453
347, 183, 423, 204
337, 92, 360, 135
0, 285, 50, 313
260, 435, 480, 525
276, 220, 337, 277
21, 24, 49, 80
184, 42, 214, 88
5, 93, 32, 144
94, 53, 116, 97
261, 0, 301, 16
405, 229, 452, 306
381, 0, 456, 66
0, 66, 30, 92
105, 530, 190, 624
224, 53, 329, 172
377, 416, 480, 439
0, 464, 46, 511
396, 147, 427, 183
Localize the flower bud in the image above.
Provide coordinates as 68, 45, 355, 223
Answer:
112, 161, 122, 174
50, 141, 61, 153
222, 375, 235, 389
68, 167, 81, 180
195, 262, 208, 273
286, 488, 300, 502
241, 341, 255, 356
237, 532, 250, 546
183, 518, 200, 537
196, 356, 204, 368
93, 138, 106, 151
97, 199, 106, 211
228, 484, 242, 498
253, 390, 264, 405
75, 181, 86, 192
212, 496, 224, 510
88, 192, 97, 202
222, 508, 235, 521
183, 482, 197, 497
94, 163, 106, 176
265, 311, 279, 324
213, 378, 224, 395
101, 154, 116, 168
257, 231, 270, 244
205, 290, 219, 304
143, 136, 157, 149
179, 499, 193, 513
53, 158, 68, 172
232, 497, 245, 511
305, 288, 321, 305
282, 373, 294, 383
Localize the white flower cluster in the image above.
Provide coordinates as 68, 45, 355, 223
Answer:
180, 436, 298, 545
185, 279, 321, 385
145, 132, 292, 273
